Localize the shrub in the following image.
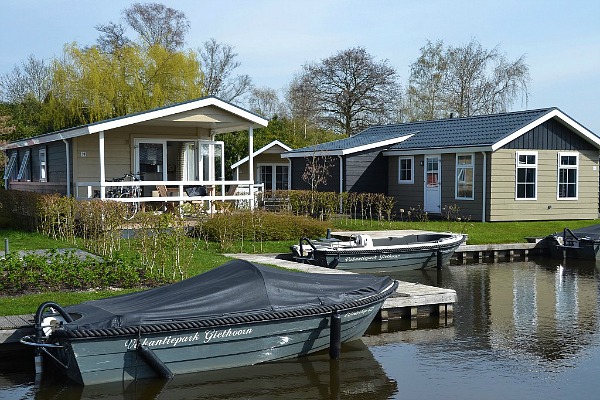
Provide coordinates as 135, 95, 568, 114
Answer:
199, 209, 329, 252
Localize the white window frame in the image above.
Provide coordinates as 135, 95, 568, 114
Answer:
515, 151, 538, 200
39, 148, 47, 182
455, 153, 475, 200
398, 156, 414, 184
557, 152, 578, 200
257, 162, 289, 191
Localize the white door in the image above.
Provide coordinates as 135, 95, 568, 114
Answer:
424, 155, 441, 213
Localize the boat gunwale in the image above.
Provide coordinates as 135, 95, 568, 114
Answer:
51, 281, 398, 341
311, 235, 465, 255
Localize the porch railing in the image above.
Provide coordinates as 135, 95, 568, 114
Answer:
74, 179, 264, 208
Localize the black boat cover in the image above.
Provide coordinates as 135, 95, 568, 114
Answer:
62, 260, 396, 330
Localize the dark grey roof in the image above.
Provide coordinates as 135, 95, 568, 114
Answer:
290, 127, 415, 152
288, 108, 559, 154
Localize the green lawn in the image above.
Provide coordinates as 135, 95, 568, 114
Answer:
2, 218, 599, 316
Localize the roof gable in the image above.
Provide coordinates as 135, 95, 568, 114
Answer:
231, 140, 292, 169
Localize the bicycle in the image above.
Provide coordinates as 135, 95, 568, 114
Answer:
105, 173, 142, 220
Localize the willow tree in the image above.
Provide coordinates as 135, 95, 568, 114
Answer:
43, 42, 204, 131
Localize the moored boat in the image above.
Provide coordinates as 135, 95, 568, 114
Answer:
546, 227, 600, 260
292, 232, 466, 272
21, 259, 398, 385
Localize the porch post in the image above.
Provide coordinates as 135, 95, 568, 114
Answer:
248, 125, 254, 209
99, 131, 106, 199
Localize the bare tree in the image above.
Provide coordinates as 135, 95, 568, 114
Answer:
95, 22, 131, 54
0, 55, 51, 103
124, 2, 190, 51
406, 38, 529, 120
199, 38, 252, 102
301, 153, 333, 214
286, 73, 320, 138
291, 47, 400, 136
406, 40, 448, 121
248, 87, 285, 118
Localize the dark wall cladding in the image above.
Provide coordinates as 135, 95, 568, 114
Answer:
504, 119, 596, 150
290, 157, 340, 192
346, 150, 388, 194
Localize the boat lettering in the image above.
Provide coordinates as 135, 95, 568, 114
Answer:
345, 255, 378, 262
204, 327, 253, 343
125, 331, 201, 349
378, 253, 400, 261
344, 307, 375, 318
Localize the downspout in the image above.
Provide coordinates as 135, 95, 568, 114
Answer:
481, 151, 487, 222
338, 155, 343, 213
62, 140, 71, 197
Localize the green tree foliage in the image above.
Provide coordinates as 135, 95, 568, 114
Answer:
39, 42, 203, 131
220, 116, 339, 179
405, 38, 530, 121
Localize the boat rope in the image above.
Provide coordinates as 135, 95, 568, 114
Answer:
51, 282, 398, 340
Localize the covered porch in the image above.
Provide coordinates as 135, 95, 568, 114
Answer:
66, 97, 268, 209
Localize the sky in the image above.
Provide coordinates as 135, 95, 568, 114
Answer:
1, 0, 599, 133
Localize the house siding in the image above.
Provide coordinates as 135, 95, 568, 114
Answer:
290, 157, 340, 192
388, 155, 424, 217
488, 149, 599, 221
504, 119, 597, 151
5, 142, 72, 195
388, 153, 486, 221
345, 150, 388, 193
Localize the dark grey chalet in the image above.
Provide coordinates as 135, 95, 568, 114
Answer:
282, 108, 600, 222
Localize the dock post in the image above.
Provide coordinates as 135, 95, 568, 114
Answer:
436, 250, 443, 269
329, 311, 341, 359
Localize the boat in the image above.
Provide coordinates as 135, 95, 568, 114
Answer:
546, 226, 600, 260
20, 259, 398, 385
291, 231, 466, 272
31, 340, 398, 399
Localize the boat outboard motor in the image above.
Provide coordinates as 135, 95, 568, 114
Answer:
354, 234, 373, 248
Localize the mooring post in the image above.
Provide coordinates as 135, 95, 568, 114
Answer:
436, 250, 443, 269
329, 311, 341, 359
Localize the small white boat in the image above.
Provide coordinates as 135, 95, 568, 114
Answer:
292, 232, 465, 272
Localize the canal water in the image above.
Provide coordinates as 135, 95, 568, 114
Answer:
1, 256, 599, 399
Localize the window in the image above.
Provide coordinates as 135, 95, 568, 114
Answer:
557, 152, 578, 199
258, 164, 289, 191
456, 154, 474, 199
39, 148, 47, 182
516, 151, 537, 200
16, 150, 30, 181
398, 157, 413, 184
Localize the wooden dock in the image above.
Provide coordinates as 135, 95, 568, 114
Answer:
452, 241, 548, 264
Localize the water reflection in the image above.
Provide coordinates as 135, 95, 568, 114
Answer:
380, 257, 600, 368
4, 340, 397, 400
